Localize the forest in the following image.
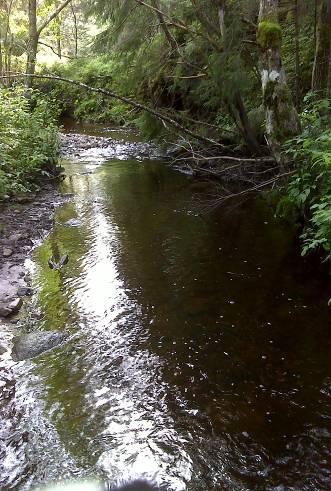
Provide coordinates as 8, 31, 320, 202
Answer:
0, 1, 330, 490
0, 0, 330, 262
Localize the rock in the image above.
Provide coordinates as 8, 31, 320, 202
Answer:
0, 304, 11, 317
0, 345, 7, 355
12, 330, 69, 361
3, 248, 13, 257
15, 195, 33, 204
8, 233, 23, 243
8, 298, 23, 314
64, 218, 81, 227
17, 286, 34, 297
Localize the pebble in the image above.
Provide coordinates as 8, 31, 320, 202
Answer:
2, 248, 13, 257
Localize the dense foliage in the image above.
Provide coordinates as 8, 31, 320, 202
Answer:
280, 96, 331, 261
0, 88, 59, 199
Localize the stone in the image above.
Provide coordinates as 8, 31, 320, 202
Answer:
8, 298, 23, 314
17, 286, 34, 297
64, 218, 81, 227
0, 345, 7, 355
0, 304, 11, 317
8, 233, 23, 242
2, 248, 13, 257
12, 330, 69, 361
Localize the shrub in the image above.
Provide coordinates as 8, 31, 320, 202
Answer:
0, 87, 59, 199
280, 94, 331, 261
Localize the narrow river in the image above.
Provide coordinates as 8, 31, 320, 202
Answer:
1, 126, 330, 490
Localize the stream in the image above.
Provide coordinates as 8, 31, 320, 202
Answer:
1, 125, 330, 490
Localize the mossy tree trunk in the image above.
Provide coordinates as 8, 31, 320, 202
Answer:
312, 0, 331, 95
257, 0, 300, 166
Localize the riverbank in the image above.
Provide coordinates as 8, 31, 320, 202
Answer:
0, 187, 70, 350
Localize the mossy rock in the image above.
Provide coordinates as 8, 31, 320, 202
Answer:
257, 21, 282, 49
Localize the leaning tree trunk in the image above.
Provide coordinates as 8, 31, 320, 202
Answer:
257, 0, 300, 166
312, 0, 331, 95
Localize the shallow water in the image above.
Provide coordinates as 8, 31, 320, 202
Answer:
1, 127, 330, 490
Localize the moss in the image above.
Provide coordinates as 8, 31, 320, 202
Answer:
257, 21, 282, 49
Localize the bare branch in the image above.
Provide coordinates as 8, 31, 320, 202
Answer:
38, 41, 76, 59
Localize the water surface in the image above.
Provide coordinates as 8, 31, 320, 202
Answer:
1, 128, 330, 490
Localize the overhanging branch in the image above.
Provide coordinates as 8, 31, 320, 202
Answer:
0, 73, 226, 148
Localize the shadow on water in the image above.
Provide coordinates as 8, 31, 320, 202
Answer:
1, 126, 330, 490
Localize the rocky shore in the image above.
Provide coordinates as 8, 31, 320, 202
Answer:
0, 187, 69, 356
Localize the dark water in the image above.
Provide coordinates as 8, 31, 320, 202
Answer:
1, 128, 330, 490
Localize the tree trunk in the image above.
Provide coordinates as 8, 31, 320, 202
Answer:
26, 0, 72, 88
71, 3, 78, 57
257, 0, 300, 165
26, 0, 38, 88
312, 0, 331, 94
228, 92, 262, 155
294, 0, 300, 109
216, 0, 225, 38
152, 0, 177, 52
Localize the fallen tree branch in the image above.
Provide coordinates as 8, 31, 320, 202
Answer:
0, 73, 226, 149
174, 155, 274, 163
209, 170, 295, 207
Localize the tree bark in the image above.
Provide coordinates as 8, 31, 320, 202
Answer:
227, 92, 262, 155
26, 0, 38, 88
257, 0, 300, 165
71, 3, 78, 57
216, 0, 225, 38
26, 0, 72, 88
312, 0, 331, 94
151, 0, 177, 52
294, 0, 300, 108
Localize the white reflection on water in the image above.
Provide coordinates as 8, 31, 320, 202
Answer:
29, 169, 193, 490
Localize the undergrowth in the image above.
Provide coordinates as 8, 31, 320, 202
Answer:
0, 87, 59, 200
279, 95, 331, 262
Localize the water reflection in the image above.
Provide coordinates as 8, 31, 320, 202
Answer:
1, 132, 330, 490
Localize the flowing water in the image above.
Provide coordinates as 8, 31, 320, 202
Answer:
1, 126, 330, 490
